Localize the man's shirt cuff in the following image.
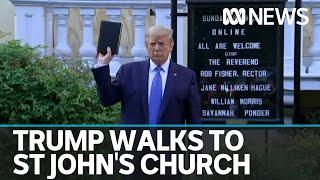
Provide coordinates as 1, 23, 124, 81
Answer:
93, 62, 108, 69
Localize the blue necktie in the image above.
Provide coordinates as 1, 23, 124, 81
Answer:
149, 66, 162, 124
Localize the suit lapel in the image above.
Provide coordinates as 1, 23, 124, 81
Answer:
141, 60, 150, 122
159, 62, 176, 121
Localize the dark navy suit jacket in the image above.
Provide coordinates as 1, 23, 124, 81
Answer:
92, 60, 201, 124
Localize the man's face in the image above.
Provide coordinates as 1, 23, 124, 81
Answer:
146, 35, 174, 65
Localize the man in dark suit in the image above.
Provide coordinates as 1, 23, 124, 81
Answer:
92, 25, 201, 124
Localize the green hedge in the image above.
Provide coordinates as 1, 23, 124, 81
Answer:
0, 40, 120, 124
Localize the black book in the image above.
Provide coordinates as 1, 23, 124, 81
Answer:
97, 21, 122, 55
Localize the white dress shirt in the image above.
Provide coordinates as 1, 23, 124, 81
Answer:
148, 58, 170, 103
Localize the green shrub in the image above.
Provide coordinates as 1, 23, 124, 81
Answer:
0, 40, 120, 124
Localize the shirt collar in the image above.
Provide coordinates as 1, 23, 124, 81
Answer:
149, 56, 170, 72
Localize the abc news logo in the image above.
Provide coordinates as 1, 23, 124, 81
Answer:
222, 8, 309, 26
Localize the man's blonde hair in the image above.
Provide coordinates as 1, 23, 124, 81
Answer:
145, 25, 174, 43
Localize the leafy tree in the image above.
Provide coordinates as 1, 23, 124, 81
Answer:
0, 40, 120, 124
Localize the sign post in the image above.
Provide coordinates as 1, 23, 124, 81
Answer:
187, 0, 285, 123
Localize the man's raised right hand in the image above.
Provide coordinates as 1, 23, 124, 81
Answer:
96, 47, 113, 66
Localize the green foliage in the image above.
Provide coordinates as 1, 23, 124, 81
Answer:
0, 40, 120, 124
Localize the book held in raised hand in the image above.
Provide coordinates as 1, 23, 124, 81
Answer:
97, 21, 122, 55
